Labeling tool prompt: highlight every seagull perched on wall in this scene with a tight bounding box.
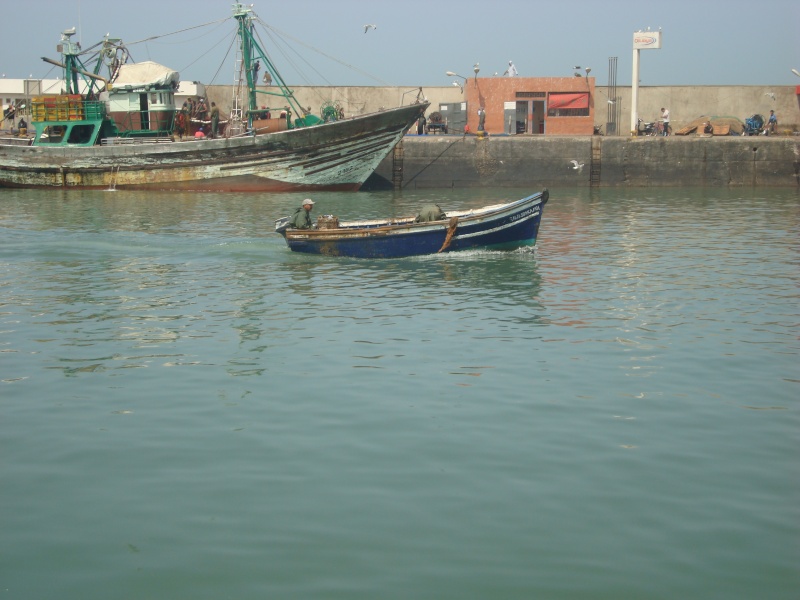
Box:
[364,24,377,33]
[569,160,585,172]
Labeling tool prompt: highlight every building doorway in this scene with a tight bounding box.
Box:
[532,100,544,134]
[515,101,527,134]
[506,100,546,134]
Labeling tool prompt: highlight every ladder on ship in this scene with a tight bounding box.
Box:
[392,141,404,190]
[590,137,602,186]
[229,41,246,136]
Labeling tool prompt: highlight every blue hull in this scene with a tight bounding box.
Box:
[279,190,548,259]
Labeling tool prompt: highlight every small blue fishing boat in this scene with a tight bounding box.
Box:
[275,189,548,258]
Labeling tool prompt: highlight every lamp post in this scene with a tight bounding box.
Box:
[446,71,467,93]
[473,63,480,81]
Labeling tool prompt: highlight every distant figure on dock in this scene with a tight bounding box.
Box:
[417,113,427,135]
[477,107,486,131]
[767,110,777,134]
[504,61,518,77]
[660,107,670,136]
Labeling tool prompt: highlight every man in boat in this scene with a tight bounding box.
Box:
[175,108,186,139]
[196,98,208,121]
[289,199,315,229]
[414,204,446,222]
[3,103,15,129]
[210,102,220,138]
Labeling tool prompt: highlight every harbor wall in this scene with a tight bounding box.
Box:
[206,84,800,135]
[367,136,800,189]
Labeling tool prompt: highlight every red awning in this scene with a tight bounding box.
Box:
[548,93,589,109]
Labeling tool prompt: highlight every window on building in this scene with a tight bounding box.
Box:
[547,92,589,117]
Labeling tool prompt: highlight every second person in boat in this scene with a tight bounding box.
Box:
[414,204,446,222]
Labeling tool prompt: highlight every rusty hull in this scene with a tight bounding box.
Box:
[0,103,428,191]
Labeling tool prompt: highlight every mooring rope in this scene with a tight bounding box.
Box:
[438,216,459,253]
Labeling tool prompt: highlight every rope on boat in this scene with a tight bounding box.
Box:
[125,18,229,46]
[438,217,459,253]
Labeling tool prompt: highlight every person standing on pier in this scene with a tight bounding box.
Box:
[767,110,777,134]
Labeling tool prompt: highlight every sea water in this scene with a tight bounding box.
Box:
[1,186,797,599]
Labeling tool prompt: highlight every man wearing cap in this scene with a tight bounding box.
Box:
[289,198,315,229]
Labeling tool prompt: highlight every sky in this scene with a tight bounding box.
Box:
[4,0,799,89]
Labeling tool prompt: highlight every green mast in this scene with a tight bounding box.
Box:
[231,2,318,129]
[53,28,106,98]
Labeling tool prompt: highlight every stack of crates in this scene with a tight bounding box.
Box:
[30,95,85,122]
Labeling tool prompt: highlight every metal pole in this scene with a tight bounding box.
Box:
[631,46,639,135]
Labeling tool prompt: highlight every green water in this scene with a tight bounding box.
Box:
[1,187,798,599]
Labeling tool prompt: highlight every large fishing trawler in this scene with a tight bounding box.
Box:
[0,3,428,191]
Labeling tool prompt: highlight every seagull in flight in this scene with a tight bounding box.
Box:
[764,92,775,100]
[569,160,585,172]
[364,24,377,33]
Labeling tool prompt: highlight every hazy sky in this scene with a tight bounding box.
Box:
[5,0,799,88]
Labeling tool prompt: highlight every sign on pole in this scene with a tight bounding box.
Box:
[631,30,663,135]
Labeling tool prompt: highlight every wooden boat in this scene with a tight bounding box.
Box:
[275,190,549,258]
[0,3,427,191]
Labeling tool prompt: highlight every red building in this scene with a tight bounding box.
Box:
[463,76,595,135]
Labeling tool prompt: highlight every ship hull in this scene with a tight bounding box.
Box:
[0,103,426,191]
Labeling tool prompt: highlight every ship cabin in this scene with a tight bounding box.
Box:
[30,61,179,147]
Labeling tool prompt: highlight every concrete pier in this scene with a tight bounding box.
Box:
[369,135,800,189]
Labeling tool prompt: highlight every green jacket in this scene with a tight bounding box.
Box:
[290,207,313,229]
